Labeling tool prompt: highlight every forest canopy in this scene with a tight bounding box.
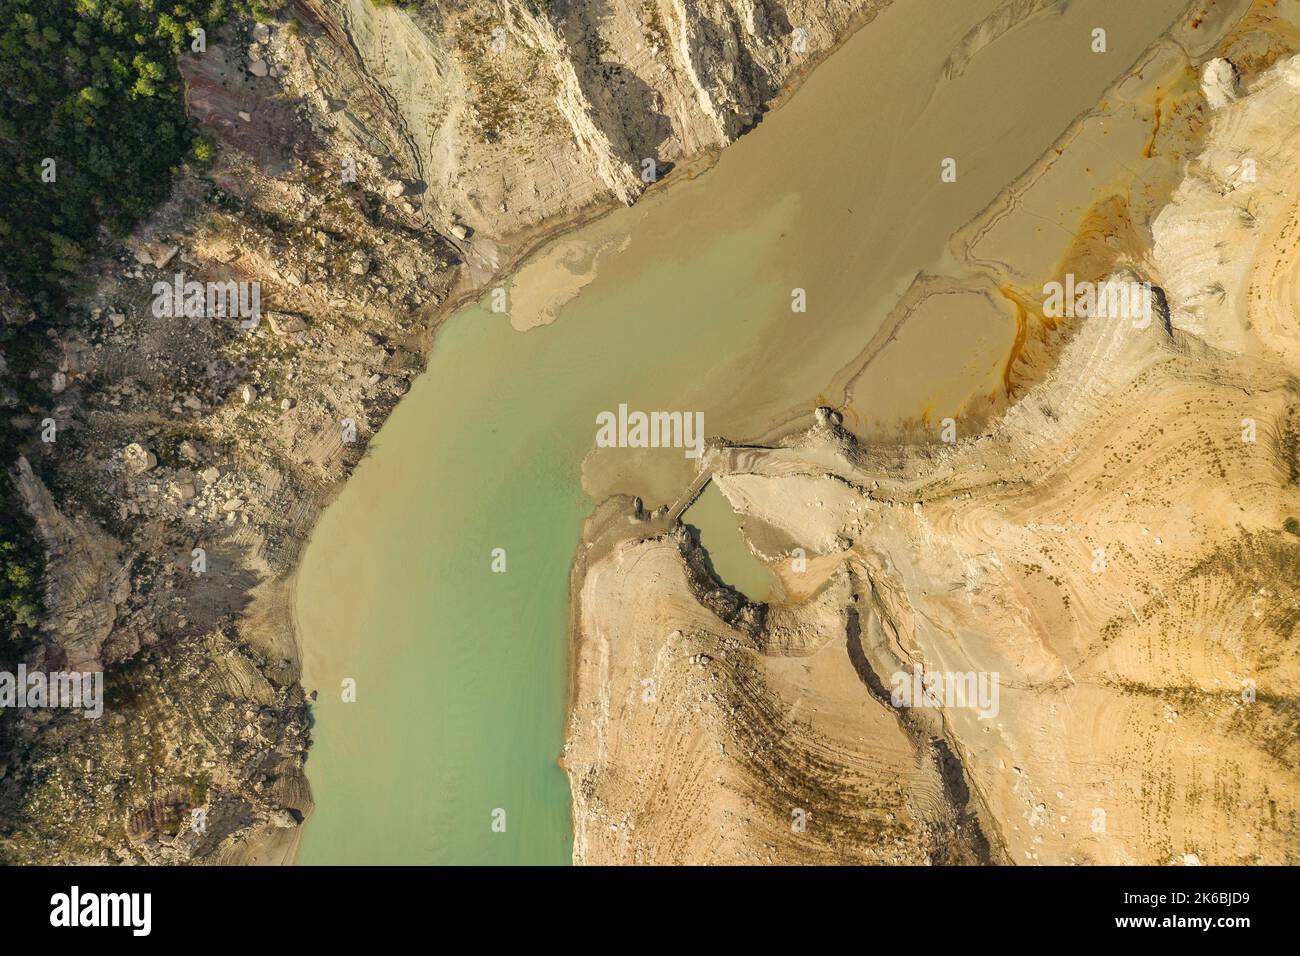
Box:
[0,0,286,648]
[0,0,272,313]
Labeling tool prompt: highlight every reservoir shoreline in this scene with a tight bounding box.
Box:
[292,0,1246,864]
[287,1,898,860]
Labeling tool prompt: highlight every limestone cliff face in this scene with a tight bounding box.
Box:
[300,0,885,241]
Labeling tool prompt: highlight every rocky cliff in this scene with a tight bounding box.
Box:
[302,0,886,243]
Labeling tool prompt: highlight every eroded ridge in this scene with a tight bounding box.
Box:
[565,45,1300,867]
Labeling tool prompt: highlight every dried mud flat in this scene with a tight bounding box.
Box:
[564,4,1300,865]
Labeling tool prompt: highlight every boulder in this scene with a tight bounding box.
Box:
[122,443,157,474]
[266,312,307,335]
[1200,58,1239,110]
[167,478,197,502]
[814,406,843,428]
[268,808,298,828]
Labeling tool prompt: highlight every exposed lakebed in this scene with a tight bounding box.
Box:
[295,0,1197,863]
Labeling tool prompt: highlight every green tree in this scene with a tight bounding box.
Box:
[0,0,257,309]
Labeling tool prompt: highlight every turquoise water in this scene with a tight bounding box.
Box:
[295,217,802,862]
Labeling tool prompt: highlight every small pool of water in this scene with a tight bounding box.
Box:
[684,482,775,602]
